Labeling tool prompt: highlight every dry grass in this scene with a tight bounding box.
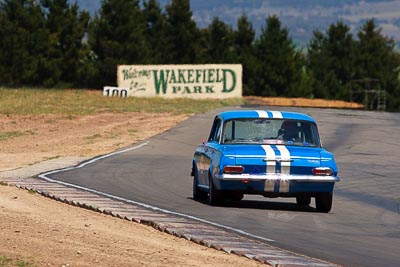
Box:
[0,88,244,115]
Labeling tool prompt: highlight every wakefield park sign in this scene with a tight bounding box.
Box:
[104,64,242,99]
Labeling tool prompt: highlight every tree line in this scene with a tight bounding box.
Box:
[1,0,399,111]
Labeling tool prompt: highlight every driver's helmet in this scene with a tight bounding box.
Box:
[280,120,298,139]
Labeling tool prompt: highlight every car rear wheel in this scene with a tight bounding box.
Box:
[315,192,333,213]
[296,195,311,206]
[208,175,223,206]
[229,192,244,202]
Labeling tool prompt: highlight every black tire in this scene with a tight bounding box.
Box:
[296,195,311,206]
[315,192,333,213]
[228,192,244,202]
[208,175,224,206]
[193,172,207,200]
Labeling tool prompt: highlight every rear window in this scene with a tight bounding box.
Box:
[222,118,320,147]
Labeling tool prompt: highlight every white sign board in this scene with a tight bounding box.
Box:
[103,86,129,97]
[116,64,242,99]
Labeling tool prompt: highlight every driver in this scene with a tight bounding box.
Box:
[279,120,299,142]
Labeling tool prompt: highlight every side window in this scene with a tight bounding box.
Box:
[311,123,321,147]
[215,120,223,143]
[208,117,222,142]
[223,120,233,143]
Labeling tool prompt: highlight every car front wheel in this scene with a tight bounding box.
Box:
[315,192,333,213]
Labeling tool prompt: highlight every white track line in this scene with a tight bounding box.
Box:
[38,141,275,243]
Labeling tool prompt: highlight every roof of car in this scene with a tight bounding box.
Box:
[218,110,316,123]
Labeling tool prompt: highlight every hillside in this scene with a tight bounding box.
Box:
[72,0,400,47]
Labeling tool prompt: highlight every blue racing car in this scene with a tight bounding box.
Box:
[191,110,340,212]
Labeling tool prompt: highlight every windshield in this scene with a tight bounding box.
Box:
[222,118,320,147]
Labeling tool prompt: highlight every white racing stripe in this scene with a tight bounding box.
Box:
[276,145,291,174]
[262,145,276,192]
[261,144,292,193]
[262,145,276,174]
[276,145,291,192]
[256,110,269,118]
[271,111,283,118]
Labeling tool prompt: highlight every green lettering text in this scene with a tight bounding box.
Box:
[178,69,186,83]
[153,70,169,94]
[193,86,202,93]
[206,86,214,93]
[222,69,236,93]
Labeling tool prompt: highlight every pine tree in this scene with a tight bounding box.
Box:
[254,15,302,97]
[355,19,400,111]
[89,0,148,87]
[326,21,356,99]
[164,0,200,64]
[307,30,330,98]
[201,17,235,63]
[234,15,256,95]
[143,0,168,64]
[0,2,14,84]
[307,21,356,100]
[0,0,50,86]
[41,0,90,87]
[356,19,394,80]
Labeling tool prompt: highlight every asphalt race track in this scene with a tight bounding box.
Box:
[49,106,400,267]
